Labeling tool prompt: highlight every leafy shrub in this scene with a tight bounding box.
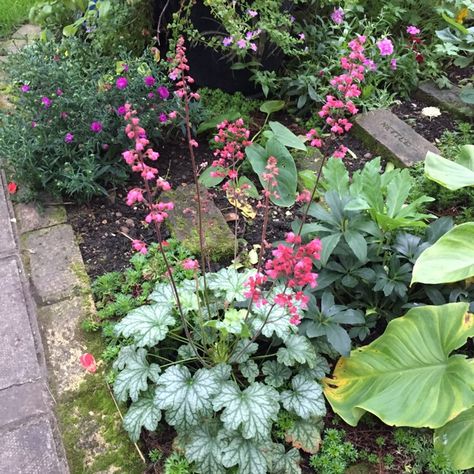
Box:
[0,38,189,199]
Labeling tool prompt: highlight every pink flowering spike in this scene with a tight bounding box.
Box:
[182,258,199,270]
[80,353,97,373]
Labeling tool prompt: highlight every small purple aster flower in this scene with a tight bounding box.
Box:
[147,92,155,99]
[237,39,247,49]
[330,7,345,25]
[247,9,258,17]
[298,33,305,40]
[390,58,397,70]
[377,38,394,56]
[20,84,30,93]
[157,86,170,100]
[31,121,37,128]
[159,113,167,123]
[116,77,128,90]
[289,15,295,23]
[122,63,129,72]
[250,43,257,52]
[117,105,126,115]
[102,144,109,150]
[56,88,63,96]
[90,121,103,133]
[406,25,420,35]
[41,96,52,109]
[64,133,74,143]
[222,36,233,46]
[144,76,156,87]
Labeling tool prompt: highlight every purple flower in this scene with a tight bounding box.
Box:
[159,113,167,123]
[116,77,128,90]
[250,42,257,52]
[222,36,233,46]
[330,7,345,25]
[60,112,68,119]
[41,96,52,109]
[64,133,74,143]
[147,92,155,99]
[363,59,377,71]
[31,121,37,128]
[56,88,63,96]
[247,9,258,17]
[157,86,170,100]
[122,63,129,72]
[20,84,30,93]
[390,58,397,70]
[144,76,156,87]
[298,33,305,40]
[377,38,394,56]
[289,15,295,23]
[117,105,126,115]
[237,39,247,49]
[102,143,109,150]
[406,25,420,35]
[90,121,103,133]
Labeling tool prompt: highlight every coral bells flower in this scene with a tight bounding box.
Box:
[116,76,128,89]
[7,182,17,194]
[132,240,148,254]
[306,129,322,148]
[144,75,156,87]
[145,202,174,224]
[333,144,348,159]
[182,258,199,270]
[90,121,103,133]
[377,38,394,56]
[244,273,268,305]
[126,188,145,206]
[64,132,74,143]
[80,353,97,373]
[296,190,312,203]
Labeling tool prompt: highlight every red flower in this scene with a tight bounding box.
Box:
[415,53,424,64]
[80,353,97,373]
[7,182,17,194]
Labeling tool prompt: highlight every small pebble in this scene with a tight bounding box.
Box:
[120,226,129,234]
[125,218,134,227]
[102,219,107,224]
[116,211,123,217]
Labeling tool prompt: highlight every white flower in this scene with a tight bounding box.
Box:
[421,106,442,118]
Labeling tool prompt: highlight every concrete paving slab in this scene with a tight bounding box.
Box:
[15,203,67,234]
[0,382,47,427]
[25,224,89,305]
[0,416,67,473]
[354,109,440,167]
[0,179,15,255]
[12,24,41,40]
[0,256,40,390]
[0,38,28,54]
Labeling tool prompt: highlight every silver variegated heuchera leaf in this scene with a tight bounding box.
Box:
[239,360,259,383]
[222,435,267,474]
[148,282,176,309]
[264,443,301,474]
[262,361,292,388]
[280,375,326,419]
[113,348,161,402]
[155,365,220,430]
[114,304,175,347]
[213,382,280,440]
[229,340,258,364]
[277,334,317,368]
[208,267,256,302]
[123,391,161,442]
[285,417,323,454]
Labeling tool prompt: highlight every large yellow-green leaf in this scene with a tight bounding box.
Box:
[411,223,474,284]
[323,303,474,428]
[434,406,474,470]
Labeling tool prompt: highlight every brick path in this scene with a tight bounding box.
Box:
[0,173,68,472]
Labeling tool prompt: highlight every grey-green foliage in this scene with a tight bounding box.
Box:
[112,266,329,473]
[298,158,474,351]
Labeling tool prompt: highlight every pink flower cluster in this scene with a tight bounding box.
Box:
[121,104,173,254]
[169,37,200,101]
[319,35,367,135]
[244,232,322,325]
[262,156,280,199]
[211,119,251,181]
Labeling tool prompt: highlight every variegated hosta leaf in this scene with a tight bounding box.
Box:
[113,348,161,402]
[280,375,326,418]
[285,417,323,454]
[123,391,161,442]
[239,360,259,383]
[298,355,330,381]
[148,282,176,308]
[262,361,292,388]
[208,267,256,302]
[222,434,267,474]
[264,443,301,474]
[114,304,175,347]
[277,335,317,368]
[213,382,280,440]
[229,340,259,364]
[185,422,226,474]
[156,365,220,430]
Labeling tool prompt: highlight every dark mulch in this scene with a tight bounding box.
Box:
[447,64,474,84]
[391,97,458,144]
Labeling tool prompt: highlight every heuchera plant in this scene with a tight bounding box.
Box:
[110,34,374,472]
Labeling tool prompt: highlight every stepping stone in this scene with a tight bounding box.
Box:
[12,24,41,41]
[415,81,474,120]
[0,257,41,390]
[353,109,440,167]
[164,184,234,262]
[24,224,89,305]
[15,202,67,234]
[295,149,324,192]
[0,38,28,54]
[0,382,47,426]
[0,177,16,255]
